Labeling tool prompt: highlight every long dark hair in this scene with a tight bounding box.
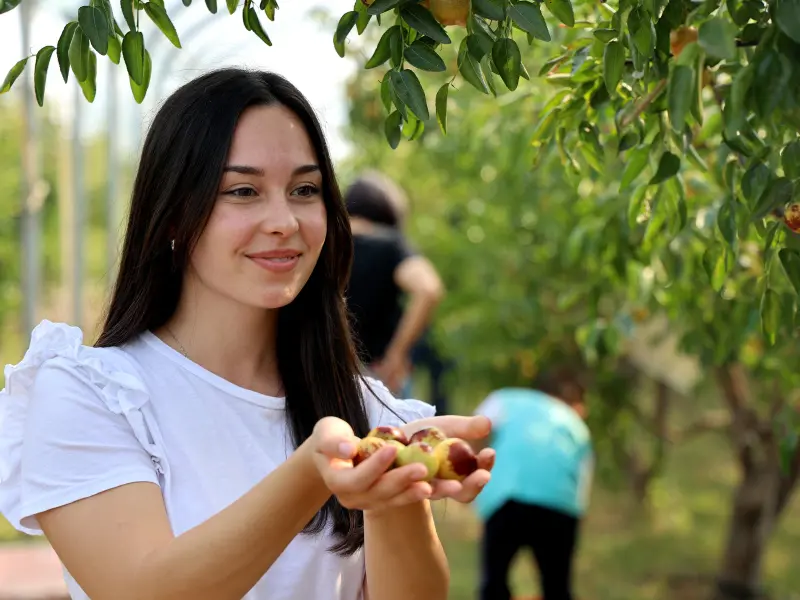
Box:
[96,68,374,555]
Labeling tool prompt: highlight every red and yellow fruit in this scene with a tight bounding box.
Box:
[427,0,469,26]
[433,438,479,481]
[367,425,410,446]
[396,442,439,482]
[409,426,447,447]
[670,26,698,58]
[784,204,800,233]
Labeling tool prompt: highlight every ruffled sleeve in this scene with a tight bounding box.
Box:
[360,377,436,429]
[0,320,164,535]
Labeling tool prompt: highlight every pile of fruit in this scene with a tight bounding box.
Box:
[354,425,478,482]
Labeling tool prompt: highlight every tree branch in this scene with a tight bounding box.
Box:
[671,411,731,444]
[776,443,800,516]
[621,79,667,128]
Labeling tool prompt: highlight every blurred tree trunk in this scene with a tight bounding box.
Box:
[714,364,800,600]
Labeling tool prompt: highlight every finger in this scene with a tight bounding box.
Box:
[477,448,496,472]
[450,469,492,503]
[429,479,462,501]
[366,462,432,500]
[363,482,433,512]
[403,415,492,441]
[314,417,359,460]
[331,445,399,493]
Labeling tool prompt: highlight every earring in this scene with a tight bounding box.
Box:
[170,239,175,251]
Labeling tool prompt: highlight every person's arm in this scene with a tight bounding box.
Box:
[39,440,332,600]
[387,255,445,361]
[360,415,497,600]
[362,502,449,600]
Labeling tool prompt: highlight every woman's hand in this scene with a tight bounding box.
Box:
[310,415,495,512]
[311,417,434,512]
[402,415,495,503]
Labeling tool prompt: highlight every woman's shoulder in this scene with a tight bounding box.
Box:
[2,319,149,414]
[359,376,436,429]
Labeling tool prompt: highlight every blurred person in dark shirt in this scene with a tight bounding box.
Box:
[344,172,444,396]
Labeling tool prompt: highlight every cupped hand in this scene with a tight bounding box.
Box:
[311,417,434,512]
[401,415,495,504]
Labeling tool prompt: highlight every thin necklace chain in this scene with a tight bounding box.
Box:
[164,325,189,358]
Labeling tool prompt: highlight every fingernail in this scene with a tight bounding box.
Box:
[339,442,355,457]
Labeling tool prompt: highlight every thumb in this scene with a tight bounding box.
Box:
[313,416,360,459]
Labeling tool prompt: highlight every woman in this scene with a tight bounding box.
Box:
[0,69,494,600]
[344,172,444,395]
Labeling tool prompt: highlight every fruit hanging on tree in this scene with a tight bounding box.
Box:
[425,0,469,26]
[670,26,698,57]
[784,204,800,233]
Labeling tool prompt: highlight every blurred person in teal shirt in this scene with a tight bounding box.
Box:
[472,365,594,600]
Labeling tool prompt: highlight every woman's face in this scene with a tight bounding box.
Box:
[188,104,327,309]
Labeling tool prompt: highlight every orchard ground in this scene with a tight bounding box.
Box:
[1,373,798,600]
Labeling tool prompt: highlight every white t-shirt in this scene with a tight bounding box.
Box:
[0,320,435,600]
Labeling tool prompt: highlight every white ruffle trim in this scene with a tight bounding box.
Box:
[0,320,165,535]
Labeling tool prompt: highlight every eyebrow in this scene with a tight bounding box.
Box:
[223,164,320,176]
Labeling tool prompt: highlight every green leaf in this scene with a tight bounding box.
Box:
[703,242,732,291]
[544,0,574,27]
[668,64,694,132]
[0,57,29,94]
[618,132,639,152]
[69,28,91,83]
[205,0,218,13]
[717,198,737,248]
[649,152,680,185]
[435,82,448,134]
[698,18,737,60]
[78,51,98,102]
[226,0,238,14]
[107,34,122,64]
[782,141,800,180]
[779,248,800,295]
[492,38,522,91]
[389,69,429,121]
[761,288,781,345]
[509,2,550,42]
[33,46,55,107]
[621,146,650,189]
[389,27,404,68]
[122,31,145,86]
[0,0,21,14]
[752,177,793,220]
[78,5,110,55]
[384,110,402,149]
[121,0,137,31]
[405,40,446,71]
[472,0,504,20]
[380,75,392,113]
[467,30,494,60]
[627,184,648,228]
[355,0,371,34]
[458,36,490,94]
[723,64,754,139]
[741,163,771,208]
[594,28,618,43]
[144,2,182,48]
[365,25,399,69]
[333,11,358,56]
[56,22,78,83]
[776,0,800,44]
[401,4,451,44]
[183,0,193,5]
[247,5,272,46]
[753,50,792,120]
[628,7,654,57]
[603,40,624,94]
[368,0,403,16]
[129,48,152,104]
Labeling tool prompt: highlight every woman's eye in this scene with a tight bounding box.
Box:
[292,184,320,198]
[226,187,258,198]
